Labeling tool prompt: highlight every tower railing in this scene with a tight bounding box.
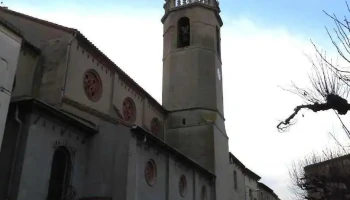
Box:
[164,0,219,11]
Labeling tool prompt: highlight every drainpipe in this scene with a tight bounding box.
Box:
[7,106,23,200]
[61,31,78,105]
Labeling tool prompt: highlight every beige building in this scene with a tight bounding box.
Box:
[244,168,261,200]
[229,153,247,200]
[0,1,279,200]
[229,153,280,200]
[257,182,279,200]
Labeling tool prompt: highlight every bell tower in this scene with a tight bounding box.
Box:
[162,0,230,199]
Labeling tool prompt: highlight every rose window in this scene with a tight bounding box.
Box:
[179,175,187,197]
[83,69,102,102]
[145,160,157,186]
[150,118,161,135]
[201,186,207,200]
[123,97,136,122]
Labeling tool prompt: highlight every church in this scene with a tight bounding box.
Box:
[0,1,280,200]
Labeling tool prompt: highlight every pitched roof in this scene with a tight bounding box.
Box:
[258,182,274,193]
[0,6,75,34]
[0,15,40,53]
[131,125,216,179]
[244,167,261,181]
[229,152,246,170]
[229,152,261,181]
[0,6,166,114]
[11,96,98,135]
[258,182,279,199]
[304,153,350,170]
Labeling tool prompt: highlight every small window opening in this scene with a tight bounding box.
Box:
[177,17,190,48]
[182,118,186,125]
[233,170,237,189]
[216,26,221,56]
[47,146,72,200]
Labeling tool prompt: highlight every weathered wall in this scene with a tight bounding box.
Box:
[126,135,215,200]
[0,111,20,200]
[11,44,40,97]
[81,120,131,200]
[63,39,165,138]
[0,23,21,149]
[162,5,229,200]
[36,37,71,105]
[162,6,223,115]
[64,39,113,115]
[245,176,259,200]
[16,112,89,200]
[229,163,245,200]
[0,8,72,48]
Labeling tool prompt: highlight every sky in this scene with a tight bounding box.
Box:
[4,0,350,199]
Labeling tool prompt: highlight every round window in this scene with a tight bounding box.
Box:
[179,175,187,197]
[122,97,136,123]
[83,69,102,102]
[145,160,157,186]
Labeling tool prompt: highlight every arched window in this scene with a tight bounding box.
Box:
[177,17,190,48]
[47,146,72,200]
[150,118,161,136]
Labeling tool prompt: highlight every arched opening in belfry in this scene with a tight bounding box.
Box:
[177,17,190,48]
[47,146,72,200]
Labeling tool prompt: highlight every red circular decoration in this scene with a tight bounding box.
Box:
[201,186,207,200]
[150,118,161,135]
[83,69,102,102]
[123,97,136,122]
[145,160,157,186]
[179,175,187,197]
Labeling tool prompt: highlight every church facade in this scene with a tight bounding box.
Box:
[0,1,280,200]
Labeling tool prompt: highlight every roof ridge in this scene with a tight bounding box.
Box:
[0,6,76,33]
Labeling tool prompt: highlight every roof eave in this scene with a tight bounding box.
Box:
[11,96,98,135]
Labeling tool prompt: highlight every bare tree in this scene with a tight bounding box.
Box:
[277,2,350,135]
[289,148,350,200]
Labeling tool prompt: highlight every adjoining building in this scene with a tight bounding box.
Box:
[304,154,350,200]
[258,182,280,200]
[229,153,280,200]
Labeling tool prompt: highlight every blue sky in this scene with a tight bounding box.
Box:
[8,0,347,40]
[4,0,350,199]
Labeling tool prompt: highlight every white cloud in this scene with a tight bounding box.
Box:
[8,4,349,200]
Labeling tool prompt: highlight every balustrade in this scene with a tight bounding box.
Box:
[164,0,219,11]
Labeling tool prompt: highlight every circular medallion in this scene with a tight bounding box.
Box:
[179,175,187,197]
[145,160,157,186]
[201,186,207,200]
[150,118,161,135]
[83,69,102,102]
[122,97,136,123]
